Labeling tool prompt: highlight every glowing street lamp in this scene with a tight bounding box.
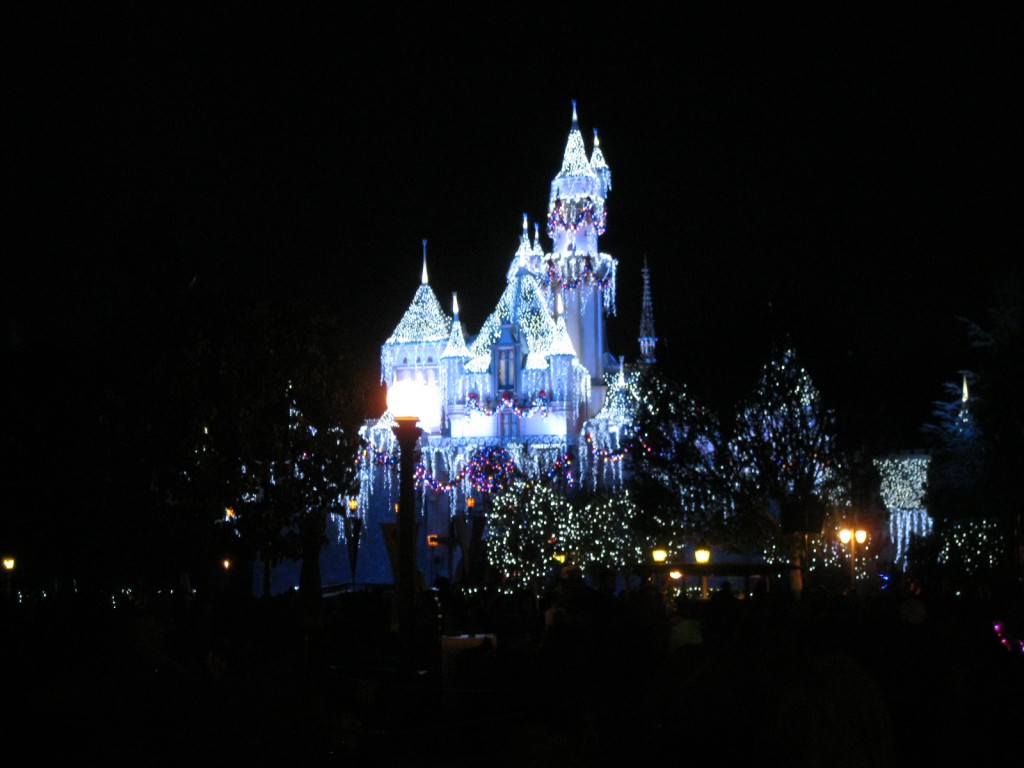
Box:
[838,528,867,592]
[3,557,13,597]
[387,379,429,669]
[694,547,711,599]
[652,548,668,564]
[344,496,363,590]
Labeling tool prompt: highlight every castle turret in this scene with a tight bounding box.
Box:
[440,292,473,409]
[381,240,449,433]
[543,101,617,394]
[639,257,657,365]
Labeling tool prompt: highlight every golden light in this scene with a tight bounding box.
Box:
[386,378,431,419]
[839,529,852,544]
[427,534,439,548]
[222,559,231,570]
[466,497,476,510]
[694,548,711,564]
[652,548,668,563]
[348,497,358,513]
[2,557,14,571]
[552,552,567,564]
[224,507,236,520]
[855,530,867,544]
[668,570,683,580]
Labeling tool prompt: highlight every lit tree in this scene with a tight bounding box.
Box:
[173,297,364,618]
[728,348,846,589]
[621,368,730,553]
[934,276,1024,581]
[488,479,574,592]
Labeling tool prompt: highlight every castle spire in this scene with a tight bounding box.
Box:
[590,128,611,197]
[421,239,429,284]
[639,256,657,364]
[556,99,595,179]
[441,291,472,361]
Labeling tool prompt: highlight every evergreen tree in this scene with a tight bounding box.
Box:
[958,275,1024,580]
[728,348,847,586]
[923,372,986,521]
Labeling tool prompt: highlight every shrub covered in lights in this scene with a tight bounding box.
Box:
[487,480,650,590]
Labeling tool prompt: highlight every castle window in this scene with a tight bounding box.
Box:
[500,411,518,441]
[497,348,515,390]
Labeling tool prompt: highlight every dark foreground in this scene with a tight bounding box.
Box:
[4,581,1023,767]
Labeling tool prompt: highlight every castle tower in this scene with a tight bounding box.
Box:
[380,240,449,434]
[544,101,616,391]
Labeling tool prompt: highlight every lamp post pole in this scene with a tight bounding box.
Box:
[839,528,866,594]
[393,416,422,669]
[2,557,13,597]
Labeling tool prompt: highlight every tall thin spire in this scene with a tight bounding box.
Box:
[421,239,429,284]
[639,256,657,364]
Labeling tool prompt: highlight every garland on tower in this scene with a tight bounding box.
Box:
[547,196,607,237]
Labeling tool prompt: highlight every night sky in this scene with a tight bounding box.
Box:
[6,4,1020,461]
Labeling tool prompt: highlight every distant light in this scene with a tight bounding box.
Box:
[2,557,14,571]
[348,497,358,513]
[652,548,668,563]
[222,559,231,570]
[855,530,867,544]
[669,570,682,580]
[694,548,711,564]
[839,529,852,544]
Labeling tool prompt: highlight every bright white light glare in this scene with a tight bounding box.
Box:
[387,379,433,419]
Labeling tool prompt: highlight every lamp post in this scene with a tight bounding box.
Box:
[3,557,13,597]
[387,379,426,670]
[344,496,363,590]
[838,528,866,593]
[694,547,711,599]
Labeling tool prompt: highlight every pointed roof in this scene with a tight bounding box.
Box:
[590,128,608,171]
[507,213,534,282]
[532,222,544,258]
[466,272,558,372]
[385,245,449,344]
[548,315,578,357]
[590,128,612,195]
[441,292,473,360]
[553,100,599,187]
[598,361,634,423]
[560,101,591,175]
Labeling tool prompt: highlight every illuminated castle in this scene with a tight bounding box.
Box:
[342,102,650,586]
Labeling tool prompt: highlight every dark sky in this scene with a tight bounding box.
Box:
[6,3,1021,454]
